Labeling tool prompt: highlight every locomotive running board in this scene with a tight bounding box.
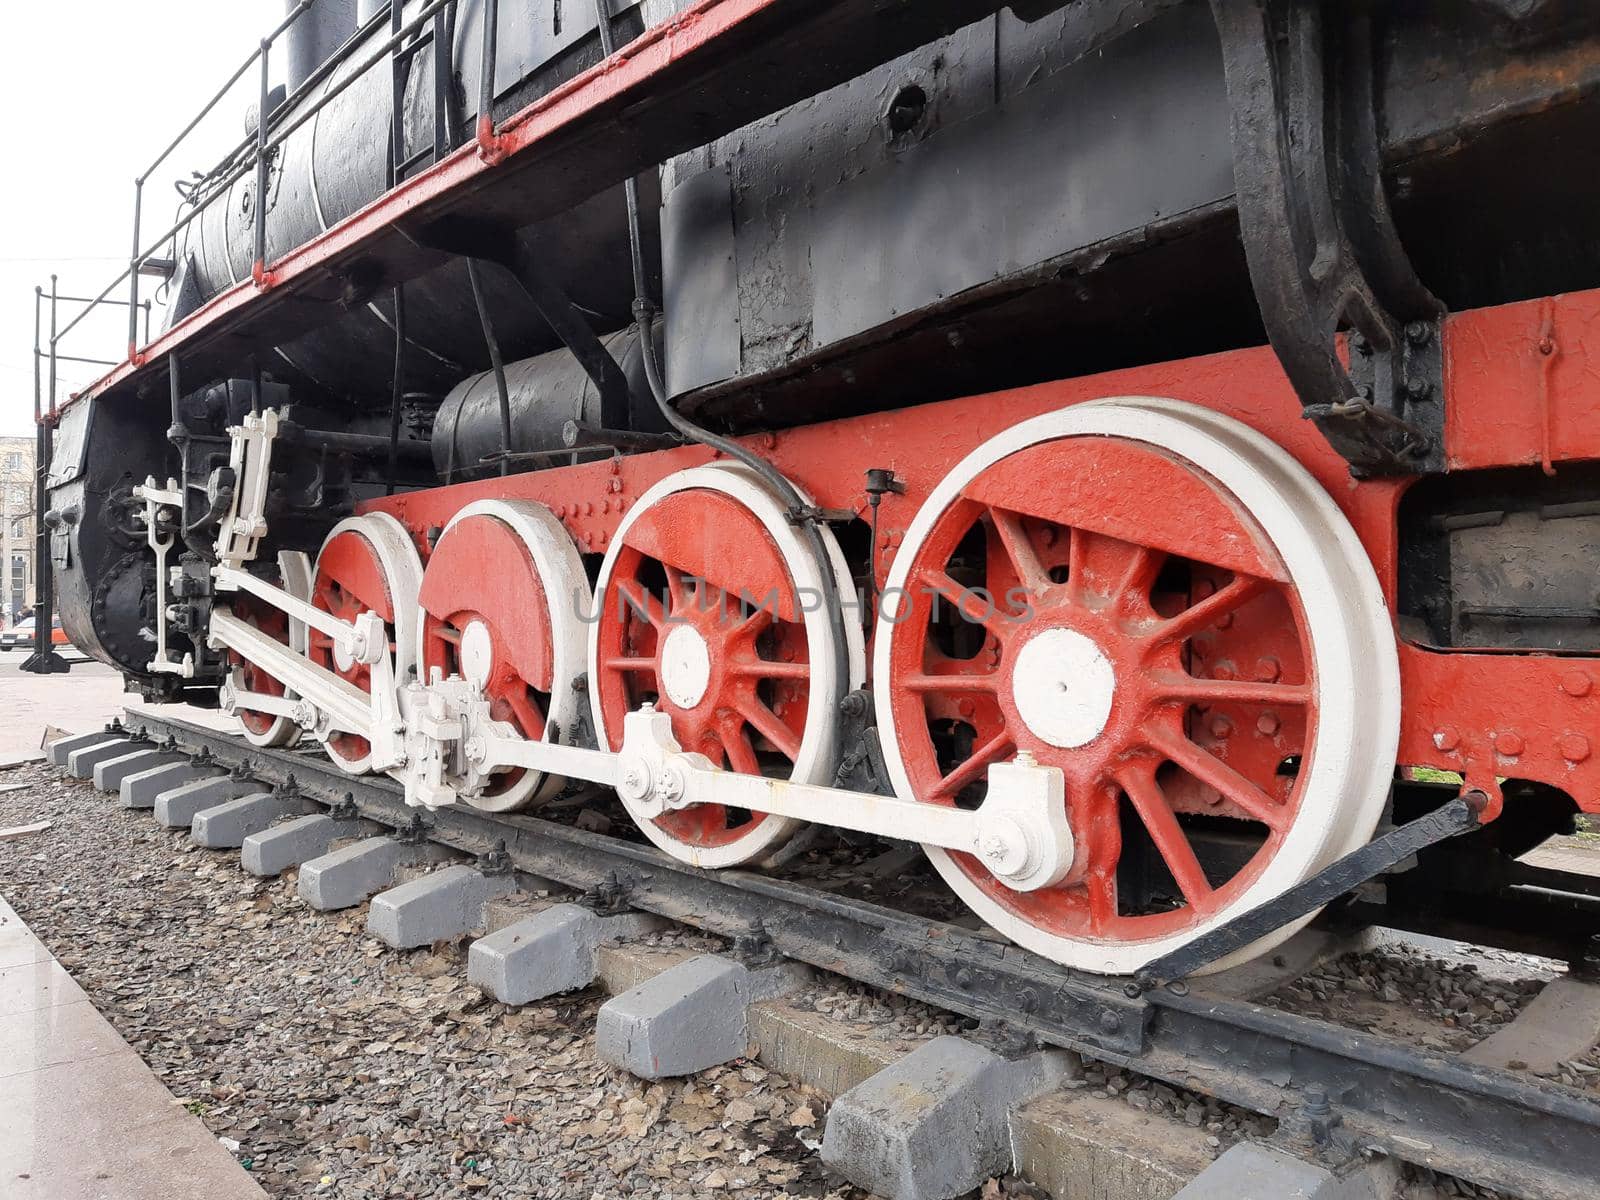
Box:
[120,708,1600,1200]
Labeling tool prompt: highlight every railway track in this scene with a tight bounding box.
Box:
[41,710,1600,1200]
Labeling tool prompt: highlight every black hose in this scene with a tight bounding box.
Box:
[593,2,856,749]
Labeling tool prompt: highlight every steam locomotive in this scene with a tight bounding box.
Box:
[40,0,1600,975]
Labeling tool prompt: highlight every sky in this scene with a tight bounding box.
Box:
[0,1,284,436]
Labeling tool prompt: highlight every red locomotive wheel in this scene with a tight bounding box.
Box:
[876,400,1399,974]
[416,500,590,811]
[227,586,301,749]
[306,514,422,775]
[590,465,863,868]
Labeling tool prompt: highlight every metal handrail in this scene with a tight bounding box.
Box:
[90,1,496,363]
[49,0,497,401]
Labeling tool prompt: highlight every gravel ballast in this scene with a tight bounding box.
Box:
[0,763,864,1199]
[0,758,1563,1200]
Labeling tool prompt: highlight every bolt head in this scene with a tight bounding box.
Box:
[1494,731,1524,757]
[1562,672,1593,698]
[1560,733,1592,764]
[1433,726,1461,753]
[1256,713,1280,737]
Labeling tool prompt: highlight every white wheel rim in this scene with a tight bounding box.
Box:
[874,398,1399,975]
[421,498,591,812]
[229,555,310,750]
[312,512,423,776]
[589,463,865,868]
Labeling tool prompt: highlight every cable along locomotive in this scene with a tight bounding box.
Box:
[42,0,1600,977]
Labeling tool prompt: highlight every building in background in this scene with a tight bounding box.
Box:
[0,437,34,627]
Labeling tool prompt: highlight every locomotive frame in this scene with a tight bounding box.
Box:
[28,0,1600,997]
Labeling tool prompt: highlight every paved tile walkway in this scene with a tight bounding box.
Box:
[0,895,267,1200]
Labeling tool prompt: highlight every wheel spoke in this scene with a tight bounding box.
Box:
[988,508,1050,593]
[728,655,810,680]
[604,655,658,675]
[721,726,763,776]
[663,566,694,616]
[1116,543,1166,600]
[931,728,1013,800]
[903,672,999,693]
[1151,673,1311,707]
[737,697,802,761]
[617,577,668,628]
[1154,575,1268,645]
[504,687,546,739]
[1144,726,1288,830]
[916,567,1009,640]
[1065,527,1090,604]
[734,605,775,637]
[1119,767,1216,912]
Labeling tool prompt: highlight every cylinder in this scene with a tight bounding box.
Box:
[431,325,660,478]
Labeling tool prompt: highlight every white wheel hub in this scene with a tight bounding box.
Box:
[659,624,712,709]
[1011,628,1116,749]
[459,619,494,690]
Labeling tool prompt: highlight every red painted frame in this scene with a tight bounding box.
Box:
[364,287,1600,817]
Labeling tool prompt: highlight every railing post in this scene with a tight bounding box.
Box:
[32,287,42,428]
[432,2,451,159]
[390,0,405,187]
[252,38,272,285]
[47,275,58,420]
[22,277,68,674]
[476,0,499,156]
[129,178,144,359]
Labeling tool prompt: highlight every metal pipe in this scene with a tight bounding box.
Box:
[386,285,406,494]
[92,0,449,336]
[52,267,131,345]
[32,288,41,424]
[476,0,499,152]
[253,40,272,281]
[561,421,681,454]
[176,0,395,218]
[388,0,405,187]
[50,354,122,368]
[141,0,313,184]
[47,276,58,419]
[48,293,147,307]
[128,179,143,356]
[168,353,185,441]
[262,0,455,160]
[431,2,452,159]
[281,421,434,461]
[465,260,512,477]
[24,279,64,671]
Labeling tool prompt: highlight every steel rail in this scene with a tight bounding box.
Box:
[118,707,1600,1200]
